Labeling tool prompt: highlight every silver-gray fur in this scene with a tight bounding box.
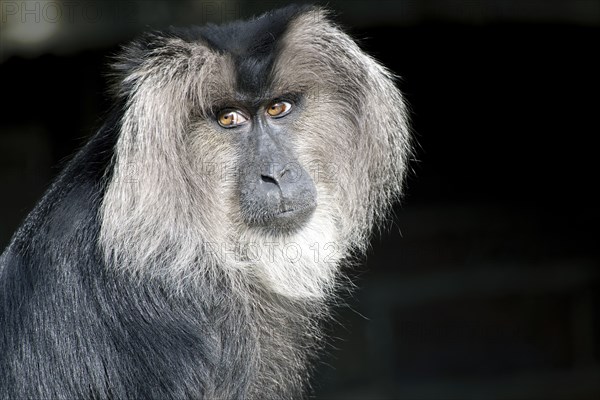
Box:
[101,7,410,298]
[0,6,410,399]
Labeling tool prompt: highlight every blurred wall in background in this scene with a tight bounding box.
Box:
[1,1,599,399]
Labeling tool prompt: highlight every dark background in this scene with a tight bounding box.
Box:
[1,1,599,399]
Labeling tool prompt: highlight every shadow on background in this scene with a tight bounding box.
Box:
[1,1,599,399]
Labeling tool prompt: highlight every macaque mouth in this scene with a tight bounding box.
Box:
[254,201,317,231]
[278,202,316,217]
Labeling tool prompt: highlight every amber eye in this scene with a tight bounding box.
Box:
[217,109,248,128]
[266,101,292,118]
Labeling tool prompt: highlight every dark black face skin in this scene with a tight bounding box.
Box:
[217,97,317,232]
[193,5,318,231]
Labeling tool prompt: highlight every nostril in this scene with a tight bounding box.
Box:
[261,175,278,185]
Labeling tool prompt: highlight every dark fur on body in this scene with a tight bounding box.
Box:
[1,5,410,399]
